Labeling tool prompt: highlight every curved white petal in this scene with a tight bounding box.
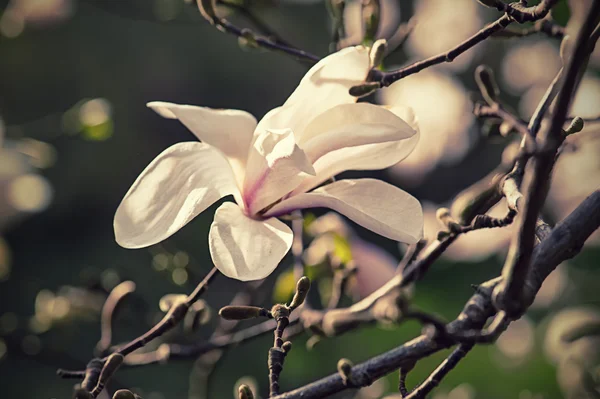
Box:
[256,46,371,140]
[114,142,240,249]
[264,179,423,243]
[209,202,293,281]
[299,103,416,163]
[243,128,315,215]
[147,102,257,184]
[292,105,420,195]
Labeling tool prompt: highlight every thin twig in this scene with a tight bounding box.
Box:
[396,240,427,275]
[217,0,293,47]
[369,15,513,87]
[196,0,320,63]
[492,18,565,39]
[59,267,219,397]
[96,281,136,356]
[403,344,473,399]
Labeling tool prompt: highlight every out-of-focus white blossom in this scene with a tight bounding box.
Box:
[502,39,561,95]
[495,316,535,366]
[0,117,54,231]
[407,0,482,72]
[0,0,74,38]
[378,71,474,185]
[115,46,424,281]
[544,306,600,398]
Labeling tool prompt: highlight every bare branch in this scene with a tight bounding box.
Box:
[496,1,600,317]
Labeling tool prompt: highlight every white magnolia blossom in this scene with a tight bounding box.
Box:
[114,46,424,281]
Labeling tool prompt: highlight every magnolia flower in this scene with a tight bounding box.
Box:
[114,46,423,281]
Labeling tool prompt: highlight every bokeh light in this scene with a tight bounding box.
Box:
[495,316,535,366]
[379,71,474,185]
[0,0,73,38]
[501,39,561,95]
[7,173,53,212]
[407,0,482,72]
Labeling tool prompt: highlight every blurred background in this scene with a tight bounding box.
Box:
[1,0,599,398]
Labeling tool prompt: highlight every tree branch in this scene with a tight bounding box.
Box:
[270,190,600,399]
[496,1,600,317]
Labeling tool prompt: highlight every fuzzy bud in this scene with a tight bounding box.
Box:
[436,208,462,234]
[282,341,293,353]
[475,65,500,105]
[337,358,353,384]
[565,117,585,135]
[369,39,387,68]
[290,276,311,309]
[238,29,259,50]
[159,294,187,312]
[219,306,270,320]
[349,82,381,98]
[238,384,254,399]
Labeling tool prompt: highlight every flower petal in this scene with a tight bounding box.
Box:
[264,178,423,243]
[292,105,420,195]
[209,202,293,281]
[256,46,371,139]
[114,142,240,249]
[243,128,315,215]
[298,103,416,163]
[147,102,257,184]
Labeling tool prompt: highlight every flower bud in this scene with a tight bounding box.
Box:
[218,305,269,320]
[499,121,513,137]
[159,294,187,312]
[270,303,290,320]
[238,29,259,50]
[436,208,461,234]
[565,117,584,135]
[369,39,387,68]
[238,384,254,399]
[337,358,353,384]
[475,65,499,105]
[290,276,311,309]
[349,82,381,98]
[282,341,293,353]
